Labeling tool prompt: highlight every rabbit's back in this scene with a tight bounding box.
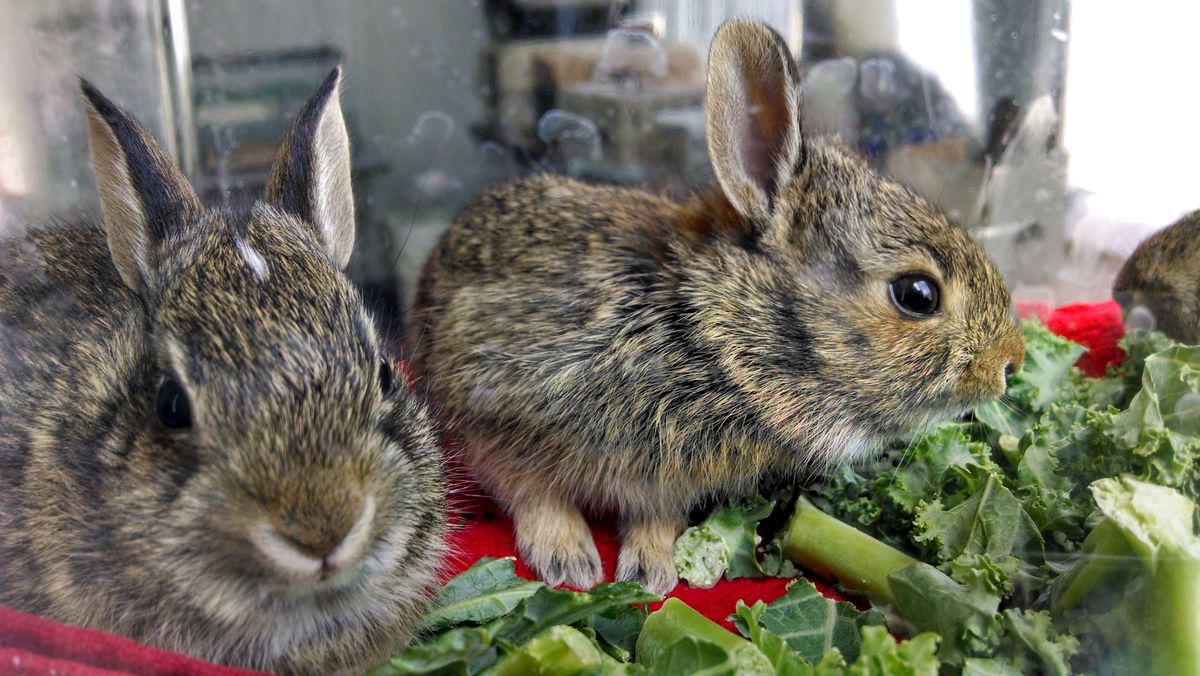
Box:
[411,175,672,378]
[409,175,776,509]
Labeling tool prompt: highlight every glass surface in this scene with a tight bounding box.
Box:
[0,1,173,224]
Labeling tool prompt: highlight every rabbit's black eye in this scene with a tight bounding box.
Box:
[156,378,192,429]
[379,358,395,396]
[889,273,941,318]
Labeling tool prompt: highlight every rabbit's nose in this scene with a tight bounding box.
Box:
[253,495,376,578]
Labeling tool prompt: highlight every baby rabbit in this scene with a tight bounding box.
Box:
[1112,210,1200,344]
[408,19,1024,595]
[0,69,446,675]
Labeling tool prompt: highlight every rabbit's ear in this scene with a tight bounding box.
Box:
[706,20,802,224]
[265,67,355,270]
[82,80,202,296]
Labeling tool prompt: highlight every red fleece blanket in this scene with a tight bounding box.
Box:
[0,301,1126,675]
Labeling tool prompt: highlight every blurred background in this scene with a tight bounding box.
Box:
[0,0,1194,337]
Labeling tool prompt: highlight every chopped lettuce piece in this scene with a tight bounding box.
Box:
[673,524,730,588]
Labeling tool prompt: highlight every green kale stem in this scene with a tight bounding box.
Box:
[1050,518,1130,616]
[782,497,919,607]
[1151,553,1200,675]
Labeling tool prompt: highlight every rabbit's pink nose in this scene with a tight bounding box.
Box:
[253,496,376,579]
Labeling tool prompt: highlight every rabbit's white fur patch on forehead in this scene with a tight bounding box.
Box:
[234,238,270,281]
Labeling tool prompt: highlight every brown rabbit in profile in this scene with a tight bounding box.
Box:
[408,20,1023,595]
[1113,210,1200,344]
[0,69,446,675]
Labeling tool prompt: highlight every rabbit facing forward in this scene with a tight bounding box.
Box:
[409,20,1024,596]
[0,69,446,674]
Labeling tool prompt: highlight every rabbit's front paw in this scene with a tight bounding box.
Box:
[514,497,603,590]
[616,516,682,596]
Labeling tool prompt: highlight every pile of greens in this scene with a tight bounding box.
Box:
[370,557,940,675]
[373,322,1200,675]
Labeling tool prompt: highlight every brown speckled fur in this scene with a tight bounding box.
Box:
[408,20,1023,594]
[0,70,446,675]
[1113,210,1200,344]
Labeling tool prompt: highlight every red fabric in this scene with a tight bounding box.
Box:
[0,606,266,676]
[0,301,1128,674]
[1047,300,1126,377]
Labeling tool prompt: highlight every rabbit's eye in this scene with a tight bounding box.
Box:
[379,358,395,396]
[889,273,941,318]
[156,378,192,429]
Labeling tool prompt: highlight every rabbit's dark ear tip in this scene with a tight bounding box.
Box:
[321,66,342,91]
[78,78,117,118]
[79,78,100,103]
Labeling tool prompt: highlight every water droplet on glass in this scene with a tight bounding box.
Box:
[1051,28,1068,42]
[1127,305,1156,331]
[537,109,602,161]
[408,110,456,149]
[478,141,519,179]
[593,28,668,86]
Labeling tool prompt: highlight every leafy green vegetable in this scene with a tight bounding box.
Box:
[848,625,940,676]
[384,322,1200,676]
[995,609,1077,676]
[1053,477,1200,676]
[582,603,647,662]
[913,471,1042,571]
[673,524,729,588]
[635,598,773,675]
[731,600,814,675]
[423,558,544,632]
[493,582,657,646]
[733,598,941,676]
[674,495,775,586]
[779,322,1198,673]
[781,497,919,606]
[375,575,656,675]
[732,578,884,664]
[369,624,499,675]
[1008,320,1088,411]
[481,625,626,676]
[888,563,1003,665]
